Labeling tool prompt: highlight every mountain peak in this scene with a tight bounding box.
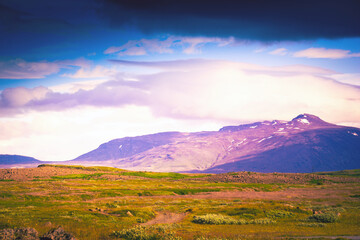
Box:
[220,114,332,133]
[291,113,329,126]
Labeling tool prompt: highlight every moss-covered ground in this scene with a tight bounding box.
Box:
[0,165,359,239]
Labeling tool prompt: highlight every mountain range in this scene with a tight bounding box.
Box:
[1,114,360,173]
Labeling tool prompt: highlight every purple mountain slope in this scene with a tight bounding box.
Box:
[204,127,360,173]
[1,114,359,173]
[66,114,360,173]
[72,132,183,162]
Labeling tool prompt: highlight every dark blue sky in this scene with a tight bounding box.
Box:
[1,0,360,60]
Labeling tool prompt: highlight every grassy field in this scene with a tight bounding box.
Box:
[0,165,359,240]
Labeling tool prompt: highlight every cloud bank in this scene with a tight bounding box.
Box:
[294,48,360,59]
[1,59,360,125]
[0,59,90,79]
[269,48,288,56]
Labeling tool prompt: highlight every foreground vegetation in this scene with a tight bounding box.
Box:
[0,165,359,239]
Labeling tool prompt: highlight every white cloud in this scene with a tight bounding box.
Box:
[0,86,49,107]
[330,73,360,86]
[0,59,60,79]
[118,47,148,56]
[104,36,234,56]
[181,36,234,54]
[269,48,288,56]
[254,47,267,53]
[49,79,110,93]
[293,47,360,59]
[0,58,91,79]
[62,65,117,79]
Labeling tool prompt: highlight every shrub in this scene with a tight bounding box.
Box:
[112,225,182,240]
[170,188,221,195]
[249,218,275,224]
[196,237,237,240]
[298,222,326,227]
[227,207,262,216]
[138,191,153,196]
[192,214,244,225]
[309,178,324,185]
[308,213,339,223]
[192,214,276,225]
[328,207,345,214]
[266,210,293,218]
[112,226,156,240]
[105,203,118,208]
[136,218,146,223]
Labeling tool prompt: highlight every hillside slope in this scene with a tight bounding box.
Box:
[67,114,360,173]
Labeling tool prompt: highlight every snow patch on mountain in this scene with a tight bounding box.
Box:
[299,118,310,124]
[348,131,358,136]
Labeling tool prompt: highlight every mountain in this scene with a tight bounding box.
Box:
[67,114,360,173]
[0,155,43,168]
[73,132,183,162]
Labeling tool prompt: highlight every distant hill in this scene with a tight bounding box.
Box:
[0,155,43,168]
[65,113,360,173]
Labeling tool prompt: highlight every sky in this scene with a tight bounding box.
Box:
[1,0,360,161]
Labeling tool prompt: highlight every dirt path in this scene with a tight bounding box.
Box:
[141,212,187,226]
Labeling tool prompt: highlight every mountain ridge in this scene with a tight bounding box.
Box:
[67,113,360,173]
[1,114,359,173]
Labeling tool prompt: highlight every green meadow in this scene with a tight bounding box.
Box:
[0,165,359,240]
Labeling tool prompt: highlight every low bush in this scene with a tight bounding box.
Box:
[105,203,119,208]
[51,173,104,180]
[192,214,244,225]
[227,207,262,216]
[192,214,275,225]
[170,188,221,195]
[112,225,182,240]
[308,212,339,223]
[138,191,153,196]
[298,222,326,227]
[308,178,324,185]
[196,237,239,240]
[120,171,189,179]
[249,218,275,224]
[266,210,293,218]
